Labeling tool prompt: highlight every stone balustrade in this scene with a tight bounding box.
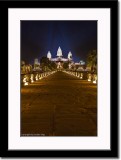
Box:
[63,70,97,84]
[21,71,56,86]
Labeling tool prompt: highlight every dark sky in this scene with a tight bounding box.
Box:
[21,21,97,64]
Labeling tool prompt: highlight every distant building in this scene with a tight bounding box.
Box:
[34,58,41,71]
[47,46,73,69]
[34,58,40,65]
[74,60,88,71]
[80,60,85,65]
[85,66,91,71]
[47,47,73,62]
[45,46,93,71]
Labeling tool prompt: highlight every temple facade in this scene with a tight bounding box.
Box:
[47,47,73,62]
[47,47,73,69]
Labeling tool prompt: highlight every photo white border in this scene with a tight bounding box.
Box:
[8,8,110,150]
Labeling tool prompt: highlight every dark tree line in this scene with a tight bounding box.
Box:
[87,50,97,72]
[40,57,57,71]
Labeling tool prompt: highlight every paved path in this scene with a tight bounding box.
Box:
[21,71,97,136]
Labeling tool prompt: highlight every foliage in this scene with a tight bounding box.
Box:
[87,50,97,71]
[49,61,57,70]
[63,62,69,69]
[40,57,50,65]
[40,56,56,71]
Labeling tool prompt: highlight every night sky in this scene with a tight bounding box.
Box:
[21,21,97,64]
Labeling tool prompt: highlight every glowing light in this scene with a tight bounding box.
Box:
[88,74,92,82]
[93,75,97,84]
[24,82,28,86]
[35,74,39,80]
[30,74,34,83]
[80,73,83,79]
[93,80,96,84]
[23,77,26,83]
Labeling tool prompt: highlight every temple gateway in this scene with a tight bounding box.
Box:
[47,46,73,69]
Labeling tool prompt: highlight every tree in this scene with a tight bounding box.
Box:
[50,61,57,70]
[63,62,69,69]
[40,56,57,71]
[87,50,97,72]
[40,57,50,71]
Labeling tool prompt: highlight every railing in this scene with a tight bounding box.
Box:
[21,70,97,86]
[21,71,56,86]
[63,71,97,84]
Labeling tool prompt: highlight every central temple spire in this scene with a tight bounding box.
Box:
[57,46,63,57]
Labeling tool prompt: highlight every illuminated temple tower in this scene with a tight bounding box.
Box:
[57,46,63,57]
[46,46,73,70]
[47,51,52,60]
[68,51,72,60]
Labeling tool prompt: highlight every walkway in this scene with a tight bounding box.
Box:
[21,71,97,136]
